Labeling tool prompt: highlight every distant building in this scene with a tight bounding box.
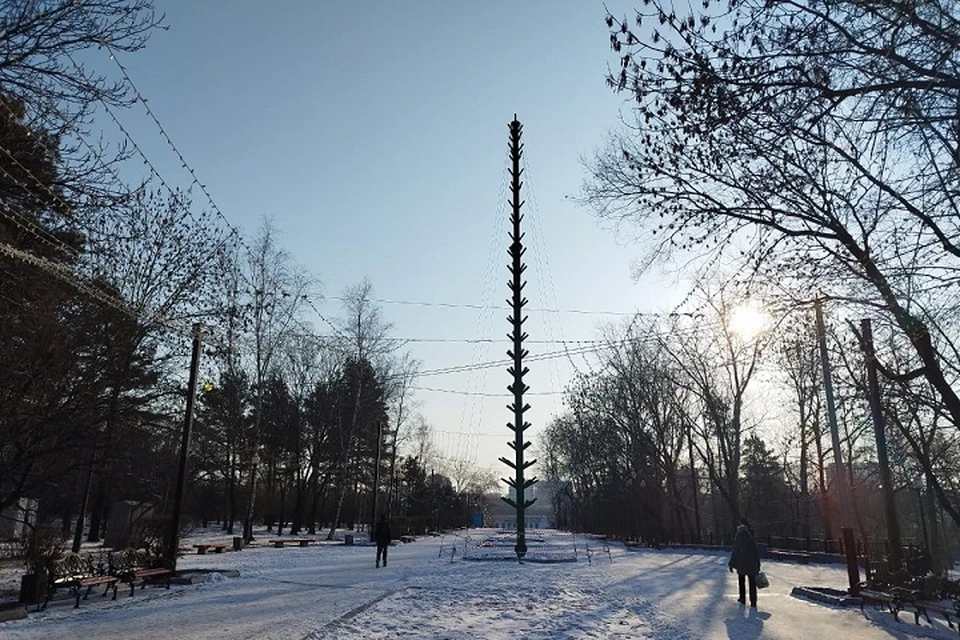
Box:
[489,482,556,529]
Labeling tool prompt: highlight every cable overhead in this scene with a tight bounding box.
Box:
[396,324,705,380]
[454,146,512,460]
[0,198,79,260]
[302,295,351,345]
[364,336,618,345]
[0,146,86,260]
[0,94,141,208]
[0,117,144,321]
[413,385,562,397]
[0,146,77,234]
[72,42,254,261]
[1,67,246,342]
[323,295,642,317]
[45,47,294,351]
[0,241,132,315]
[522,144,578,387]
[63,48,261,308]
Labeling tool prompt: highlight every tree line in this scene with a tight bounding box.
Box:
[544,0,960,568]
[0,0,492,552]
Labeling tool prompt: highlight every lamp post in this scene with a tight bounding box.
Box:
[168,323,203,571]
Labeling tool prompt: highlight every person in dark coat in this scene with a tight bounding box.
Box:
[374,514,392,568]
[728,524,761,607]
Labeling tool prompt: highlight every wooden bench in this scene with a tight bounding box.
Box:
[860,588,909,621]
[909,598,957,630]
[109,549,173,597]
[44,554,119,609]
[122,567,172,597]
[69,575,119,608]
[269,538,312,548]
[899,576,959,631]
[194,542,231,554]
[858,587,959,631]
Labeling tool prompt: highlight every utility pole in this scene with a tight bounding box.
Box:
[370,419,383,541]
[687,429,701,544]
[815,300,858,593]
[499,115,536,560]
[860,318,902,575]
[168,323,203,570]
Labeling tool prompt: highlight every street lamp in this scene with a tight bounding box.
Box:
[169,323,203,571]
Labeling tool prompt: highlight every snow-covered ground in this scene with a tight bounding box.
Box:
[1,528,957,639]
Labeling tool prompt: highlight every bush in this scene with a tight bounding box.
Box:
[20,529,67,574]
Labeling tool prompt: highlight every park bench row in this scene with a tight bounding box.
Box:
[44,549,172,609]
[192,534,415,553]
[192,538,317,552]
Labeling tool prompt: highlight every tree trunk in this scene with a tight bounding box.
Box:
[799,419,810,541]
[278,483,286,535]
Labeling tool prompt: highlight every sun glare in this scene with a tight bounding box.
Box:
[728,302,770,341]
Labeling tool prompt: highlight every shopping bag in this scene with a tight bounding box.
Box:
[756,571,769,589]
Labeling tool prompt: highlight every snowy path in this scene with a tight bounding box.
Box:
[1,531,956,639]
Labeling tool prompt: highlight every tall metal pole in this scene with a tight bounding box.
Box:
[860,318,902,574]
[815,300,859,592]
[168,323,203,570]
[371,419,383,541]
[687,429,702,544]
[499,115,536,559]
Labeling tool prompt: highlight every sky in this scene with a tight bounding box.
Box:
[87,0,689,476]
[4,527,956,639]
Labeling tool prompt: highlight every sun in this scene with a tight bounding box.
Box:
[728,302,770,341]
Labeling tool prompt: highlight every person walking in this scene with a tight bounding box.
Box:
[728,523,761,607]
[375,514,392,568]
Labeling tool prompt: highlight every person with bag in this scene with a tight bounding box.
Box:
[728,523,761,608]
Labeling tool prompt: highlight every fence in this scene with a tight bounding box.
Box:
[661,533,929,570]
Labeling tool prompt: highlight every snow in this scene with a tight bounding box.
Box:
[1,528,957,639]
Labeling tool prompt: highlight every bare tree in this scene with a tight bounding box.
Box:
[775,313,826,539]
[661,288,770,530]
[326,279,393,540]
[79,188,225,542]
[240,220,309,542]
[588,0,960,524]
[280,333,314,534]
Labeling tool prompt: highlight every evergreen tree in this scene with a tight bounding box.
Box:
[740,435,792,536]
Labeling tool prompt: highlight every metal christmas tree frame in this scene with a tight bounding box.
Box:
[499,115,537,559]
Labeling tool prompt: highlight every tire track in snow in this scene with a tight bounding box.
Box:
[299,587,403,639]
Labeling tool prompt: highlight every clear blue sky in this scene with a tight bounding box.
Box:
[97,0,684,475]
